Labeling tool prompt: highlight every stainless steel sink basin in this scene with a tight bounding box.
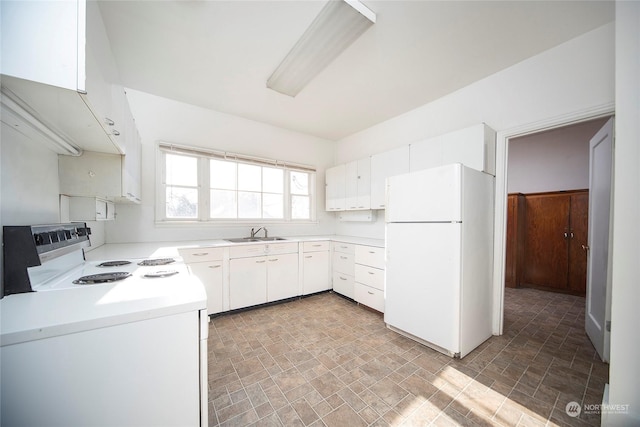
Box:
[225,237,287,243]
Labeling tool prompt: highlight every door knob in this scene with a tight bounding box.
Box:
[581,244,590,251]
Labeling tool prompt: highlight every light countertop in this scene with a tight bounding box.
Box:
[84,235,385,261]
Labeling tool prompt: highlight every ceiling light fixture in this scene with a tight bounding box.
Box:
[267,0,376,97]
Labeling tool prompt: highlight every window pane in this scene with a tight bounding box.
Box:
[238,164,261,192]
[290,172,309,195]
[210,159,236,190]
[210,189,237,219]
[263,193,283,219]
[263,167,283,194]
[166,154,197,186]
[166,186,198,218]
[238,191,261,218]
[291,195,310,219]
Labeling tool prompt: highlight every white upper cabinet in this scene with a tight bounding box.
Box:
[410,124,496,176]
[0,0,126,155]
[325,164,346,211]
[345,158,371,210]
[370,146,410,210]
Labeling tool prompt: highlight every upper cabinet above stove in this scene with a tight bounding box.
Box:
[0,0,129,155]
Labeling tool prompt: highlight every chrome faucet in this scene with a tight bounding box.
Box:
[250,227,268,238]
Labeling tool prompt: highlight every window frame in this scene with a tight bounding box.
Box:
[156,142,317,224]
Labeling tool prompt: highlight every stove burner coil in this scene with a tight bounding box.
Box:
[143,270,180,278]
[138,258,175,266]
[73,272,132,285]
[97,260,132,267]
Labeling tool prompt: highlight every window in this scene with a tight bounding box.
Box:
[158,143,316,223]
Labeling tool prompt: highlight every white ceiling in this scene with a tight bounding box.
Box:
[98,1,614,141]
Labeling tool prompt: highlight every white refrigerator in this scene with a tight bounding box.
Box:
[384,163,494,358]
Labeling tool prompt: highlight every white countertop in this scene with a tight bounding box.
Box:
[84,234,385,261]
[0,273,206,347]
[2,235,381,346]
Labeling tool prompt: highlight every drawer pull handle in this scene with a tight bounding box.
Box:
[305,255,313,258]
[340,256,348,260]
[256,260,266,263]
[269,258,278,262]
[312,244,322,247]
[208,265,221,269]
[368,291,374,295]
[368,271,375,275]
[368,251,375,254]
[340,246,348,249]
[339,276,347,280]
[193,253,209,256]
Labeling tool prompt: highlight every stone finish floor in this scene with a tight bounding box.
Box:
[207,288,608,426]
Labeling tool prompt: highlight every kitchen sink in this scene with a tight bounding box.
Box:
[225,237,287,243]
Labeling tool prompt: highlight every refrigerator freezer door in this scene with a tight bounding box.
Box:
[384,222,461,354]
[386,163,462,223]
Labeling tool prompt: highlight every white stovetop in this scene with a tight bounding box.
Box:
[0,256,206,347]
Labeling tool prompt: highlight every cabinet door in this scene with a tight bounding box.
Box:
[568,192,589,293]
[356,157,371,209]
[302,251,330,295]
[229,257,267,309]
[345,161,359,210]
[1,1,80,91]
[345,158,371,210]
[370,147,410,209]
[522,194,570,290]
[189,262,224,315]
[267,253,299,302]
[325,164,345,211]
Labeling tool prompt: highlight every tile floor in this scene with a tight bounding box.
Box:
[207,288,608,426]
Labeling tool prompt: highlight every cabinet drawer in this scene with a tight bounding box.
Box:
[332,272,354,299]
[266,242,298,255]
[179,247,224,263]
[355,245,385,269]
[332,242,355,255]
[332,251,355,275]
[229,244,267,259]
[354,283,384,313]
[355,264,384,291]
[303,241,330,252]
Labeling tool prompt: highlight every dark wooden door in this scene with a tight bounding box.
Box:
[505,193,525,288]
[568,192,589,293]
[522,193,570,290]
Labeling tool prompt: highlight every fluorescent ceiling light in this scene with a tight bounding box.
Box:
[1,87,82,156]
[267,0,376,97]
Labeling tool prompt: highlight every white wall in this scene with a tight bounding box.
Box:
[507,118,608,194]
[333,22,614,239]
[105,90,336,243]
[607,1,640,425]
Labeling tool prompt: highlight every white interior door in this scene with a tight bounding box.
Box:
[585,117,614,361]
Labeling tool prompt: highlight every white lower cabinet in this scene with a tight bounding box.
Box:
[354,245,385,312]
[302,241,331,295]
[229,256,267,310]
[266,253,299,302]
[188,262,223,315]
[179,247,225,315]
[229,243,299,310]
[332,242,355,299]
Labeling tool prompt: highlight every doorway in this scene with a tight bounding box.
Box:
[505,118,609,295]
[492,109,614,359]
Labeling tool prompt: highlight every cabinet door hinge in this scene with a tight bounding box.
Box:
[606,320,611,332]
